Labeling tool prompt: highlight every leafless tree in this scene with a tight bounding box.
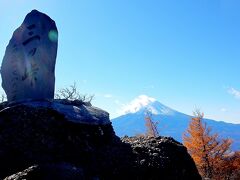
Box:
[0,94,6,103]
[144,108,160,137]
[55,82,94,103]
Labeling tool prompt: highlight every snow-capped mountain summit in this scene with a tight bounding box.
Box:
[112,95,240,150]
[120,95,174,115]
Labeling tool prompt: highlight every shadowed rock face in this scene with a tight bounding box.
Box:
[122,136,201,180]
[0,100,200,179]
[1,10,58,102]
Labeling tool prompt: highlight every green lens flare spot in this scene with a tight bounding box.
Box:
[48,30,58,42]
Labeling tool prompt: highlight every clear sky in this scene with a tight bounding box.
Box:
[0,0,240,123]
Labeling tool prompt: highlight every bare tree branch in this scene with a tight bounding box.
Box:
[55,82,94,103]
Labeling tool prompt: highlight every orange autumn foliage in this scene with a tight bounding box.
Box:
[183,110,240,179]
[216,151,240,180]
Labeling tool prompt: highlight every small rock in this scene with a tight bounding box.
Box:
[140,159,146,165]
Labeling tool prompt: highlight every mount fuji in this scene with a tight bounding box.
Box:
[111,95,240,150]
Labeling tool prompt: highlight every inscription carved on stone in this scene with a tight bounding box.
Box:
[1,10,58,102]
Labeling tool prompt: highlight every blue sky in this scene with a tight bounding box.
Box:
[0,0,240,123]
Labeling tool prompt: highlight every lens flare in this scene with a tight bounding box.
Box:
[48,30,58,42]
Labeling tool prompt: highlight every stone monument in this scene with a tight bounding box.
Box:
[1,9,58,102]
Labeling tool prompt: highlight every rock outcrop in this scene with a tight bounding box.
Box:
[0,100,201,179]
[122,136,201,179]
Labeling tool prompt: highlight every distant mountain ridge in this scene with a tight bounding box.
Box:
[112,95,240,150]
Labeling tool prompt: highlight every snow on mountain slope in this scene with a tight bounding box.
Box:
[112,95,240,151]
[120,95,174,115]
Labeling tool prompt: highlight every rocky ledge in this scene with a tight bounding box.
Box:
[0,100,200,179]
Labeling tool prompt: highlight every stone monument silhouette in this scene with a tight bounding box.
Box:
[1,10,58,102]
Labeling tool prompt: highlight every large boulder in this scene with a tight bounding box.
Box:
[1,10,58,102]
[0,100,200,179]
[122,136,201,179]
